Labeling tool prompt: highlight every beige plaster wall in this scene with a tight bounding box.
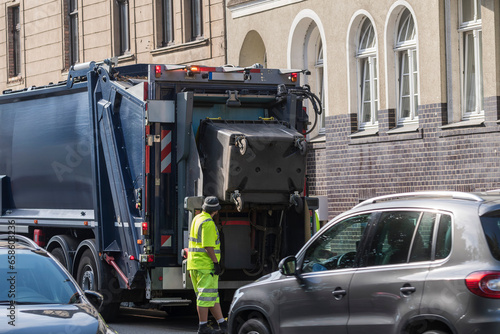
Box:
[226,0,450,119]
[0,0,226,92]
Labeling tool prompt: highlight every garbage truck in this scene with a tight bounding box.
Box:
[0,59,320,319]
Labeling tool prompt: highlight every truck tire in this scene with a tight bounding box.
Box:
[76,249,120,321]
[76,249,98,291]
[238,318,270,334]
[50,247,67,269]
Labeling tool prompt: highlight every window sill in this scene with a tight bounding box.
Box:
[117,53,135,63]
[7,76,23,86]
[439,118,492,138]
[309,134,326,144]
[440,118,484,129]
[350,128,379,138]
[151,38,209,55]
[387,123,419,135]
[349,124,423,145]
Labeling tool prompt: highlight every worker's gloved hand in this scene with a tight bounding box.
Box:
[213,262,222,276]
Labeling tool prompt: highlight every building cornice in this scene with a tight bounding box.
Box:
[227,0,304,19]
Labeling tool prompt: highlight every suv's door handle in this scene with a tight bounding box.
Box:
[400,286,416,295]
[332,288,347,300]
[332,289,346,296]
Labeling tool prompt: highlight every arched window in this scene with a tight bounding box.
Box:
[303,23,325,135]
[289,12,327,138]
[357,18,378,129]
[395,9,418,124]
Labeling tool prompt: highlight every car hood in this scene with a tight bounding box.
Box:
[1,303,104,333]
[230,270,285,317]
[236,270,284,293]
[252,270,283,285]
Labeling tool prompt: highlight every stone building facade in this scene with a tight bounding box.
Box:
[226,0,500,218]
[0,0,225,92]
[3,0,500,221]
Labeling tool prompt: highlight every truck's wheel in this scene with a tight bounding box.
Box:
[77,249,98,291]
[76,249,120,321]
[50,247,67,269]
[238,318,270,334]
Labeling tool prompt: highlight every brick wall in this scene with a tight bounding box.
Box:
[307,98,500,219]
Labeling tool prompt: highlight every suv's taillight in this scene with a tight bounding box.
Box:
[466,271,500,298]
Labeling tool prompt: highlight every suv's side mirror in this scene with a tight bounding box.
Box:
[84,290,104,311]
[279,256,298,276]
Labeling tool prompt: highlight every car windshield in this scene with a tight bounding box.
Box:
[480,215,500,261]
[0,249,79,304]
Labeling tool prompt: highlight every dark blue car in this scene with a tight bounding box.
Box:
[0,235,116,334]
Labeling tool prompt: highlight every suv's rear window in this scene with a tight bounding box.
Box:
[480,216,500,261]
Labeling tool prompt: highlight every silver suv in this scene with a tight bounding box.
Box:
[228,191,500,334]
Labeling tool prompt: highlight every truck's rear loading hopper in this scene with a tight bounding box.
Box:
[197,119,306,207]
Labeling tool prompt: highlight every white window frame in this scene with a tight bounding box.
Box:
[459,0,483,120]
[394,9,418,125]
[315,38,325,133]
[357,18,379,130]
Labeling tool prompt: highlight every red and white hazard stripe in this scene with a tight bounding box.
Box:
[161,235,172,247]
[161,130,172,173]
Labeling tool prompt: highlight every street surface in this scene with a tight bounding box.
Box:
[108,307,200,334]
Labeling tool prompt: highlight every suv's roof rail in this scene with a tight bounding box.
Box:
[353,191,484,209]
[0,234,40,249]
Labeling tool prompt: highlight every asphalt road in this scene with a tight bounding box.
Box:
[108,307,200,334]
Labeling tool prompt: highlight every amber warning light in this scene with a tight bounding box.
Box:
[187,65,201,77]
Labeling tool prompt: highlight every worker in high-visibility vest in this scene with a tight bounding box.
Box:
[311,210,321,235]
[187,196,227,334]
[315,210,321,234]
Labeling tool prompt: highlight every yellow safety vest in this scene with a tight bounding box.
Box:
[315,212,321,233]
[187,212,221,270]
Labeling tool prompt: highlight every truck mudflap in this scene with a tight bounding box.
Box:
[197,119,306,210]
